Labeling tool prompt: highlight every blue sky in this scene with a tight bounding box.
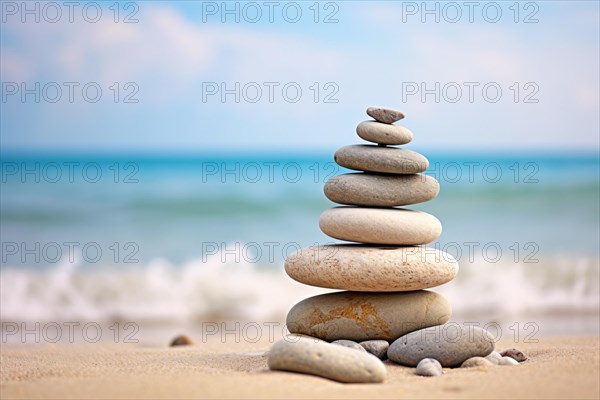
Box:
[1,1,599,153]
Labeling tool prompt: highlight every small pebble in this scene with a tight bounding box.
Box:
[485,351,503,365]
[366,107,405,124]
[498,356,520,366]
[332,339,367,352]
[416,358,443,376]
[461,356,493,368]
[359,340,389,360]
[170,334,193,346]
[500,348,527,362]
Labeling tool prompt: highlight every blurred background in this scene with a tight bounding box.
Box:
[1,1,598,341]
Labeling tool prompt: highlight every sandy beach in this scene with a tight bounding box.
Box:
[2,1,598,400]
[1,336,598,399]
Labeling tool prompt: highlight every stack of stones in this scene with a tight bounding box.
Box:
[268,107,516,383]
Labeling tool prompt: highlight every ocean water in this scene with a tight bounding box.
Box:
[1,152,599,338]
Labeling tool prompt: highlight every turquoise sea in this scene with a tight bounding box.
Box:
[1,152,599,336]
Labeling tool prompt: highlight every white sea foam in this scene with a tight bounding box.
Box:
[0,249,325,325]
[437,254,600,317]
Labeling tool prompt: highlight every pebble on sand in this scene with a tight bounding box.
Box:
[485,351,503,365]
[170,334,193,347]
[388,326,495,367]
[359,340,389,360]
[268,336,386,383]
[498,356,520,366]
[332,339,367,352]
[500,348,527,362]
[415,358,443,377]
[461,357,494,368]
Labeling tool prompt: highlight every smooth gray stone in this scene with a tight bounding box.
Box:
[415,358,443,376]
[284,245,459,292]
[335,145,428,174]
[461,356,494,368]
[286,290,451,342]
[268,335,386,383]
[324,173,440,207]
[366,107,405,124]
[500,348,527,362]
[319,207,442,245]
[388,326,495,367]
[332,339,367,352]
[357,120,413,145]
[359,340,389,360]
[498,356,520,366]
[485,351,503,365]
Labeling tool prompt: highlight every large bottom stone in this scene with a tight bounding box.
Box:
[286,291,451,342]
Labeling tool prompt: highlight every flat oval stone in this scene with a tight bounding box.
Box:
[334,145,428,174]
[359,340,389,360]
[319,207,442,245]
[388,326,495,367]
[268,335,386,383]
[285,245,458,292]
[415,358,443,376]
[357,121,413,145]
[332,339,366,352]
[324,173,440,207]
[286,290,451,342]
[367,107,405,124]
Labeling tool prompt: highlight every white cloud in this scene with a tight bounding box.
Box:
[3,6,216,83]
[1,5,347,100]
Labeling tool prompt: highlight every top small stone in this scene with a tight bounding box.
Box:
[367,107,405,124]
